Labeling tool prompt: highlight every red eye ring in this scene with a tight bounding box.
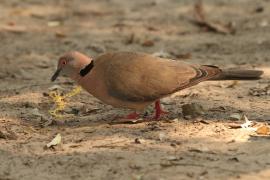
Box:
[62,60,67,65]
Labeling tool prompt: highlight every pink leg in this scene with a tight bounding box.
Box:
[124,112,140,119]
[154,100,168,120]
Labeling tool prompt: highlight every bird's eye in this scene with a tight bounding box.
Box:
[62,60,67,65]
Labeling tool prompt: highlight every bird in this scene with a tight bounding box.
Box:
[51,51,263,120]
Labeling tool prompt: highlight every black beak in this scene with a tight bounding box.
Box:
[51,68,61,82]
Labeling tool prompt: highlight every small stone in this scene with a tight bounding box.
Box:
[134,138,141,144]
[182,103,205,118]
[229,113,242,121]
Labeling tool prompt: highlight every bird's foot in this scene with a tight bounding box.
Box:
[113,112,140,120]
[153,100,169,120]
[124,112,140,119]
[110,112,141,124]
[153,110,169,120]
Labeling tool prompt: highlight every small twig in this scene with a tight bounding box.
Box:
[92,140,128,148]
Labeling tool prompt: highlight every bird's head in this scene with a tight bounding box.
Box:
[51,51,93,81]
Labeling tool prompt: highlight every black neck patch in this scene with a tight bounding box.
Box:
[80,61,94,77]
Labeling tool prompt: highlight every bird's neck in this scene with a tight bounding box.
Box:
[79,60,94,77]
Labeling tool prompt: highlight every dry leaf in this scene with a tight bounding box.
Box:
[193,0,235,34]
[241,115,257,131]
[228,115,256,130]
[47,21,61,27]
[46,133,61,148]
[256,125,270,135]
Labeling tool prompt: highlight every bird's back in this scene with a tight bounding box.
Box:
[94,52,211,103]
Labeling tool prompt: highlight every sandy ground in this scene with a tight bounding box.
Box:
[0,0,270,179]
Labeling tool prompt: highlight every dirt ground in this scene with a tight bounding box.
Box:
[0,0,270,179]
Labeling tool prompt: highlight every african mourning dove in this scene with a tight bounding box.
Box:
[51,51,263,119]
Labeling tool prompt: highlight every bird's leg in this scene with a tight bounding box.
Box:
[154,100,168,120]
[124,111,140,119]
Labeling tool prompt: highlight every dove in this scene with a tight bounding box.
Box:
[51,51,263,120]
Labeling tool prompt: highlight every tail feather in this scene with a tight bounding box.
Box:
[210,69,263,81]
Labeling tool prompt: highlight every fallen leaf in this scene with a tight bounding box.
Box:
[241,115,257,131]
[193,0,235,34]
[241,115,253,128]
[47,21,61,27]
[46,133,61,148]
[227,115,257,130]
[256,125,270,135]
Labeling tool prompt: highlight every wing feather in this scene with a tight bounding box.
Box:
[97,52,220,102]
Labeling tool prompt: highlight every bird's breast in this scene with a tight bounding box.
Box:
[77,74,151,110]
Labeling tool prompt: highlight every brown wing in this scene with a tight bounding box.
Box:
[97,52,220,102]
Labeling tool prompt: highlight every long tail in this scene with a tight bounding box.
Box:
[209,67,263,81]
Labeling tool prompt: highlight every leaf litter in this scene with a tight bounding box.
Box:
[46,133,62,148]
[228,115,270,136]
[192,0,235,34]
